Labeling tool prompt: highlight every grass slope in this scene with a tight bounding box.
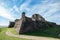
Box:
[0,27,28,40]
[9,28,18,35]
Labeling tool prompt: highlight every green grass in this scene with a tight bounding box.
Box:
[9,28,18,35]
[0,27,29,40]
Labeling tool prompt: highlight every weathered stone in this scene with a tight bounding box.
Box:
[8,22,15,28]
[8,12,58,34]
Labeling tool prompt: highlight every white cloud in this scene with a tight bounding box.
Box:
[13,5,20,13]
[19,0,31,12]
[44,3,60,17]
[0,0,60,25]
[0,22,9,26]
[11,0,23,13]
[0,6,15,20]
[46,14,60,24]
[25,1,60,18]
[0,2,5,6]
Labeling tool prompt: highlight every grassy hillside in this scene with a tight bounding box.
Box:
[0,27,29,40]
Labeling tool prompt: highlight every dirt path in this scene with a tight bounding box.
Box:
[6,29,60,40]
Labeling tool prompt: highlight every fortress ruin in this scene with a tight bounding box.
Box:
[8,12,57,34]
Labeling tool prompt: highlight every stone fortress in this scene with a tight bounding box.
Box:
[8,12,57,34]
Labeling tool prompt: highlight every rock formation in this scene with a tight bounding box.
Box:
[8,12,57,34]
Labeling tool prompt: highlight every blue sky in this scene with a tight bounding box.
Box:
[0,0,60,26]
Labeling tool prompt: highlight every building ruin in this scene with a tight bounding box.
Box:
[8,12,57,34]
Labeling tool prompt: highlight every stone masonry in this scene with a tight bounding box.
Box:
[8,12,57,34]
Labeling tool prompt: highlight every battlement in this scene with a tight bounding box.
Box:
[22,12,26,22]
[22,12,25,18]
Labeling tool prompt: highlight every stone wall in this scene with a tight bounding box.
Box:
[8,12,58,34]
[8,22,15,28]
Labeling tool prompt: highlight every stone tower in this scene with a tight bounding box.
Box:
[22,12,25,18]
[14,12,26,33]
[22,12,26,22]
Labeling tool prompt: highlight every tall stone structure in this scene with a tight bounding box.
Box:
[8,12,57,34]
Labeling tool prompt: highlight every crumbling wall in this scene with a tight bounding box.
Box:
[19,17,34,34]
[14,12,26,33]
[19,18,49,34]
[8,22,15,28]
[14,19,22,33]
[8,12,58,34]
